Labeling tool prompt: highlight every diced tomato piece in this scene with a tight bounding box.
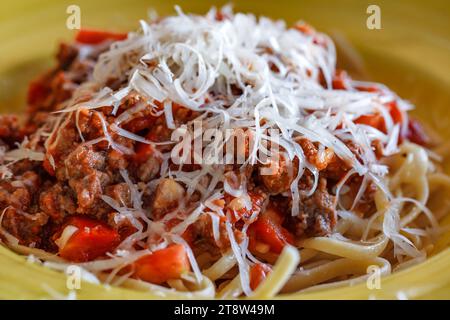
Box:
[250,263,272,290]
[117,225,138,242]
[75,29,127,45]
[132,113,169,163]
[129,105,167,163]
[355,85,381,93]
[386,101,403,125]
[354,113,387,133]
[249,207,294,254]
[406,118,430,146]
[132,244,190,284]
[355,101,405,136]
[56,216,120,262]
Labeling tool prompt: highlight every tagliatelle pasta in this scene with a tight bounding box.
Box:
[0,6,448,299]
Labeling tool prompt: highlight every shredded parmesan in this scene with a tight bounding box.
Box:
[54,226,79,249]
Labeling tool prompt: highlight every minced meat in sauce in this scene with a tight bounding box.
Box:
[0,39,370,258]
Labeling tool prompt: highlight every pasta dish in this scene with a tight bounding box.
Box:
[0,6,448,299]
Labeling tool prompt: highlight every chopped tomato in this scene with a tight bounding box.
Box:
[354,113,386,132]
[129,104,167,163]
[406,118,429,146]
[386,101,403,125]
[132,244,190,284]
[56,216,120,262]
[355,101,404,135]
[355,85,381,93]
[250,263,272,290]
[75,29,127,45]
[123,116,158,134]
[249,207,293,254]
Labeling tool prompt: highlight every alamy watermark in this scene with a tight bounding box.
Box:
[366,5,382,30]
[366,265,382,290]
[66,265,82,290]
[66,5,81,30]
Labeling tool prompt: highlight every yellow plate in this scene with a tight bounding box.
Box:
[0,0,449,299]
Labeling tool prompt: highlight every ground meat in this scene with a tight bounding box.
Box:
[41,72,73,111]
[297,138,336,171]
[151,178,185,219]
[345,176,377,217]
[56,43,79,70]
[192,189,267,253]
[259,154,298,194]
[193,214,227,250]
[107,149,128,171]
[136,156,160,182]
[61,144,110,213]
[25,41,108,127]
[289,177,337,237]
[46,125,81,179]
[39,183,76,222]
[19,171,40,194]
[1,207,48,246]
[0,171,40,211]
[105,183,131,208]
[64,145,106,180]
[0,170,48,245]
[0,115,22,146]
[192,213,244,253]
[6,159,40,179]
[0,42,120,245]
[0,182,31,211]
[69,171,107,213]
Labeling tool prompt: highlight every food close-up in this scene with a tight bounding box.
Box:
[0,0,449,302]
